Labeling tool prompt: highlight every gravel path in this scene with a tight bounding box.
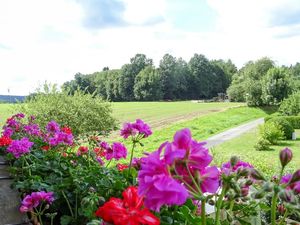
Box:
[205,118,264,148]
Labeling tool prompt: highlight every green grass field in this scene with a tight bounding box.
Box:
[116,106,276,160]
[111,101,244,129]
[212,128,300,177]
[0,102,244,128]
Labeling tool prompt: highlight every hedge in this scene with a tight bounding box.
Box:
[265,116,300,129]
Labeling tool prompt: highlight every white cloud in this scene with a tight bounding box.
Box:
[0,0,300,95]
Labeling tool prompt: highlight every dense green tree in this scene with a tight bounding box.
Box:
[134,66,162,101]
[188,54,214,99]
[158,54,177,99]
[174,58,191,99]
[227,57,275,105]
[119,54,153,101]
[261,68,291,105]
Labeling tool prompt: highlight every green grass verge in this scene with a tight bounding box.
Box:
[212,128,300,177]
[118,106,276,160]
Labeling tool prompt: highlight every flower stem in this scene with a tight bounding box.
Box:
[271,195,278,225]
[185,163,202,195]
[201,199,206,225]
[128,141,136,177]
[215,187,226,225]
[61,191,74,218]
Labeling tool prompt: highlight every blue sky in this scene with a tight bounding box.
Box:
[0,0,300,95]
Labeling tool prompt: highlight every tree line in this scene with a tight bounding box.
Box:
[63,54,300,105]
[227,57,300,106]
[63,53,237,101]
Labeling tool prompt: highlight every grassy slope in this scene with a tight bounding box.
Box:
[212,128,300,176]
[119,106,275,159]
[0,104,13,126]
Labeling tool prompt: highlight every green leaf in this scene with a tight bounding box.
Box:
[60,215,73,225]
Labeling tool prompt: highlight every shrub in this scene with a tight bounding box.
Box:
[267,117,294,139]
[17,85,117,135]
[259,122,284,145]
[265,115,300,129]
[279,91,300,116]
[254,138,272,151]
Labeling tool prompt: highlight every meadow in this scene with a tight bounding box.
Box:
[0,101,244,127]
[111,101,244,129]
[212,128,300,176]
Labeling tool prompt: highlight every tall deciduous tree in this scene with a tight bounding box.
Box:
[134,66,162,101]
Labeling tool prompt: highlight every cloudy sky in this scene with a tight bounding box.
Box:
[1,0,300,95]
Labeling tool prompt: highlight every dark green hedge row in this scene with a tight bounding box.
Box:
[265,116,300,129]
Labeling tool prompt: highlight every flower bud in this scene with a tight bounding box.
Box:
[290,169,300,184]
[237,167,250,177]
[277,204,285,215]
[245,179,253,186]
[262,182,274,192]
[230,182,241,194]
[251,169,266,181]
[208,199,215,206]
[241,187,249,197]
[230,156,239,167]
[252,190,265,199]
[280,148,293,168]
[278,189,293,203]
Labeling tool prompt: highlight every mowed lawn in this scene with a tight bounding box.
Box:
[111,101,244,129]
[212,128,300,177]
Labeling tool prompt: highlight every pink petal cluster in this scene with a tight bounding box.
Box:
[6,137,34,158]
[99,141,127,161]
[120,119,152,139]
[45,121,73,146]
[138,128,220,211]
[280,174,300,194]
[20,191,54,213]
[138,148,188,211]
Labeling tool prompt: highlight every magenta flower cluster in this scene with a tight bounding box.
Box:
[120,119,152,139]
[221,160,253,176]
[6,137,34,158]
[20,191,54,212]
[281,174,300,194]
[100,141,127,160]
[138,128,220,211]
[45,121,73,146]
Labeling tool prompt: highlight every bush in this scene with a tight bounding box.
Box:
[265,115,300,129]
[267,117,294,139]
[254,138,272,151]
[259,122,284,145]
[279,91,300,116]
[17,85,117,135]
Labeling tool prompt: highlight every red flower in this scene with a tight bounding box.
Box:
[61,126,72,134]
[0,136,12,147]
[77,146,88,156]
[41,145,50,151]
[95,186,160,225]
[94,147,106,157]
[117,163,129,172]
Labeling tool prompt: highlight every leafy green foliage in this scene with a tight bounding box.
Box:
[268,117,294,139]
[279,91,300,116]
[17,85,117,135]
[254,138,272,151]
[261,68,291,105]
[63,53,235,101]
[134,66,163,100]
[259,122,284,145]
